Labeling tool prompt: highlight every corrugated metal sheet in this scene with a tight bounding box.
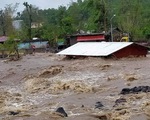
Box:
[77,35,105,41]
[57,42,133,56]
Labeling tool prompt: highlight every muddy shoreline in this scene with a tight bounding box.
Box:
[0,53,150,120]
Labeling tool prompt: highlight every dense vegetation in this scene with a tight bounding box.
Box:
[0,0,150,42]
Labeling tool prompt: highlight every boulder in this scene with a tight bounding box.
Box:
[55,107,68,117]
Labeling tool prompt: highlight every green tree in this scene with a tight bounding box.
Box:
[0,3,23,59]
[4,36,20,58]
[21,3,43,39]
[0,10,6,35]
[13,0,150,41]
[0,3,18,36]
[82,0,109,32]
[116,0,150,40]
[23,2,32,40]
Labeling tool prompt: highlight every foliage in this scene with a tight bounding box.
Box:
[0,36,20,59]
[0,3,23,58]
[143,26,150,39]
[0,3,19,36]
[0,0,150,42]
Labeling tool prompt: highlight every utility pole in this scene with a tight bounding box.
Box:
[102,0,107,32]
[110,14,116,42]
[23,2,32,40]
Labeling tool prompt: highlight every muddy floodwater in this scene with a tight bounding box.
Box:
[0,53,150,120]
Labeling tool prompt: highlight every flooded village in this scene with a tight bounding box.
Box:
[0,0,150,120]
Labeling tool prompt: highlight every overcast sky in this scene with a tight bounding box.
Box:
[0,0,77,12]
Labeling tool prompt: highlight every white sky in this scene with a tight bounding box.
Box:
[0,0,77,12]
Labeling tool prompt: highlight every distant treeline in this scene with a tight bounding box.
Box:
[0,0,150,42]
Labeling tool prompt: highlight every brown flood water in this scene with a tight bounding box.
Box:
[0,53,150,120]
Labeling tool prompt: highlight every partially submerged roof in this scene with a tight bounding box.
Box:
[57,42,133,56]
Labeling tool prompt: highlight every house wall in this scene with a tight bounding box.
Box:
[113,44,148,58]
[18,41,48,49]
[67,34,106,46]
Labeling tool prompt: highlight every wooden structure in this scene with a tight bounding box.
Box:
[58,42,148,58]
[66,33,106,46]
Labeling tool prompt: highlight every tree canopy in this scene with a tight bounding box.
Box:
[0,0,150,42]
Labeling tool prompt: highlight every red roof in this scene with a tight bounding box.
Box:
[0,36,8,42]
[77,35,105,41]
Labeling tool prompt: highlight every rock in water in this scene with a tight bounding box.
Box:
[95,101,104,109]
[113,98,127,107]
[115,98,127,104]
[120,88,130,95]
[56,107,68,117]
[8,111,20,115]
[120,86,150,95]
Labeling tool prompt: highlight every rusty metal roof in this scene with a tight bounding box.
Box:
[57,42,133,56]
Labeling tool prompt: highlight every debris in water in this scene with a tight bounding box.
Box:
[115,98,127,104]
[95,101,104,109]
[8,111,20,115]
[120,86,150,95]
[55,107,68,117]
[81,105,84,108]
[114,98,127,107]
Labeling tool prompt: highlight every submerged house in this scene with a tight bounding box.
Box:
[57,42,148,58]
[18,39,49,53]
[65,28,124,47]
[66,33,106,46]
